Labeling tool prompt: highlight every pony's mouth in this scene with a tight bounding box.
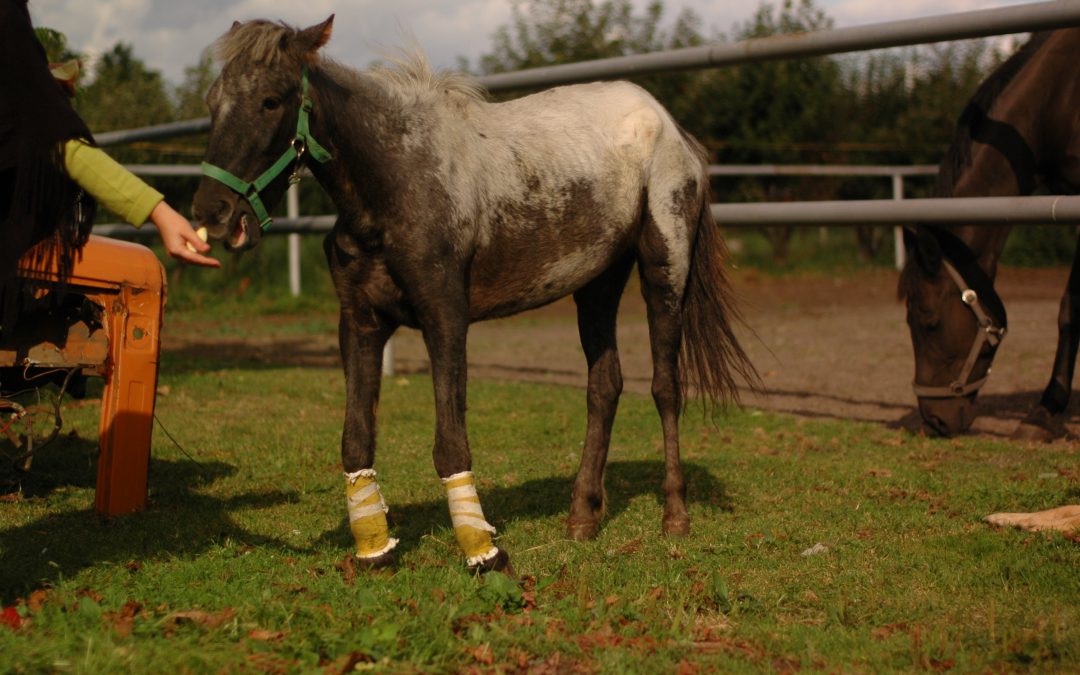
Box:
[228,214,251,250]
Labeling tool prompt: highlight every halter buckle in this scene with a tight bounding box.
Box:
[961,289,977,305]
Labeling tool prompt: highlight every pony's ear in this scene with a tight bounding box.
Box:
[296,15,334,59]
[912,228,943,277]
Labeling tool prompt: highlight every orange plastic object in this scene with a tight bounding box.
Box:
[10,235,165,517]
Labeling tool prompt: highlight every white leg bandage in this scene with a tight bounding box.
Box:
[345,469,398,559]
[442,471,499,566]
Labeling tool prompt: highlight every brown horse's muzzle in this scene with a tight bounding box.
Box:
[917,394,977,437]
[192,181,262,252]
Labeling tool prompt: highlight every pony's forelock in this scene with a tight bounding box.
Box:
[213,19,297,67]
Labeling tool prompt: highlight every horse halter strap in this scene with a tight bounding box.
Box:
[911,258,1007,399]
[200,66,332,231]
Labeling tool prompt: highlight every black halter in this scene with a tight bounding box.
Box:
[911,227,1008,399]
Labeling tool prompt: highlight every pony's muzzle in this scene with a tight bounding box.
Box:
[192,185,260,252]
[917,395,977,437]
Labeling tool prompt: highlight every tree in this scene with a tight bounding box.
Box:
[697,0,843,264]
[75,43,173,136]
[174,49,217,121]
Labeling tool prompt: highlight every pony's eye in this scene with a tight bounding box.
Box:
[262,97,281,111]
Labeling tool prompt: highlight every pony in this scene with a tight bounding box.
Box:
[191,16,757,572]
[899,28,1080,440]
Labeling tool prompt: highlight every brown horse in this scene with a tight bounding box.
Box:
[191,17,756,572]
[900,29,1080,440]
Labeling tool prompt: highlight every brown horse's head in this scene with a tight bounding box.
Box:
[899,227,1007,437]
[192,16,334,251]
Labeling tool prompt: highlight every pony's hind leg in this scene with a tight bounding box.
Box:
[568,255,635,541]
[638,213,692,537]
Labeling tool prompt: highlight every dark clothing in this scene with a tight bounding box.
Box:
[0,0,96,329]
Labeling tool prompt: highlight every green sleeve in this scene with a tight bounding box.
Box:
[63,139,163,227]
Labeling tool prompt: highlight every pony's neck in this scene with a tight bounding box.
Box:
[303,62,397,222]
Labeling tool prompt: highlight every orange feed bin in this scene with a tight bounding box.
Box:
[2,235,166,517]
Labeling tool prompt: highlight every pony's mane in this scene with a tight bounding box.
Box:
[936,31,1052,195]
[213,21,485,107]
[214,19,294,66]
[367,47,486,105]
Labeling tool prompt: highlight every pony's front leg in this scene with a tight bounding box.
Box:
[339,307,398,568]
[1016,231,1080,441]
[418,287,512,575]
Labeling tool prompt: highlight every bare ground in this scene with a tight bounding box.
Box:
[163,266,1077,439]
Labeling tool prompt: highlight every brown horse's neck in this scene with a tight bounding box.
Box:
[935,29,1080,278]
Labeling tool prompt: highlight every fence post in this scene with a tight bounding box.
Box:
[892,173,905,271]
[287,184,301,297]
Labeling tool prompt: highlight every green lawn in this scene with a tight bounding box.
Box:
[2,360,1078,672]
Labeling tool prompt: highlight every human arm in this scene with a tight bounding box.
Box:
[62,139,220,267]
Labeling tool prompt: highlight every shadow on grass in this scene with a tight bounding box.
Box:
[314,460,731,557]
[0,435,300,603]
[887,389,1078,438]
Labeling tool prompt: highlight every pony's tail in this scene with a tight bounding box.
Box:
[679,196,761,412]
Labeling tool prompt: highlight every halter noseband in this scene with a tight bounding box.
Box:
[911,231,1007,399]
[200,66,332,231]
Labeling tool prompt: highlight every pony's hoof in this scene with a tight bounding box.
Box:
[470,548,515,578]
[567,519,600,541]
[662,517,690,537]
[1013,407,1065,442]
[355,551,396,570]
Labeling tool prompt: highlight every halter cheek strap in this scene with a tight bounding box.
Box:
[200,66,333,231]
[911,258,1007,399]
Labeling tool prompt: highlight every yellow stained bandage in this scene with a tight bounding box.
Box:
[345,469,398,559]
[442,471,498,565]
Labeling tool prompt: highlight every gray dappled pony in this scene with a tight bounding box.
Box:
[192,16,757,573]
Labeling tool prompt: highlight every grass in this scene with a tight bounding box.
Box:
[2,355,1079,672]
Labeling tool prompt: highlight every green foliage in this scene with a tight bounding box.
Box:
[33,27,79,63]
[75,43,174,136]
[173,49,218,122]
[1002,226,1077,268]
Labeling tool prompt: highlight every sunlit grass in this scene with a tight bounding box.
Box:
[1,365,1078,672]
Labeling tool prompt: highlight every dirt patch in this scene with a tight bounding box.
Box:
[163,266,1077,439]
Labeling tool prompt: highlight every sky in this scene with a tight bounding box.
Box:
[30,0,1036,87]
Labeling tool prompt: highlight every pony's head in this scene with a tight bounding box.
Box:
[193,16,334,251]
[899,227,1007,436]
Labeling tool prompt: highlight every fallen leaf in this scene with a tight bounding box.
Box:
[163,607,235,634]
[1,607,23,630]
[471,644,494,665]
[104,601,142,637]
[248,628,286,641]
[27,590,48,612]
[335,555,357,586]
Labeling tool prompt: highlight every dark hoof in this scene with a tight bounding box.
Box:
[567,519,600,541]
[663,517,690,537]
[1013,407,1065,442]
[470,548,515,578]
[355,550,396,570]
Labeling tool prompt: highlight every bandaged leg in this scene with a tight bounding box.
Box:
[345,469,398,559]
[442,471,499,566]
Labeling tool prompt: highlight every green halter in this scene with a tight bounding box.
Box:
[201,66,332,231]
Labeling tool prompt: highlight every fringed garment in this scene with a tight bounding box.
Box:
[0,0,96,332]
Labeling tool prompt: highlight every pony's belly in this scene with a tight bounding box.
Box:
[468,244,618,320]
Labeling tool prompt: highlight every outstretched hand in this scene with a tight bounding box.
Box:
[149,201,221,268]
